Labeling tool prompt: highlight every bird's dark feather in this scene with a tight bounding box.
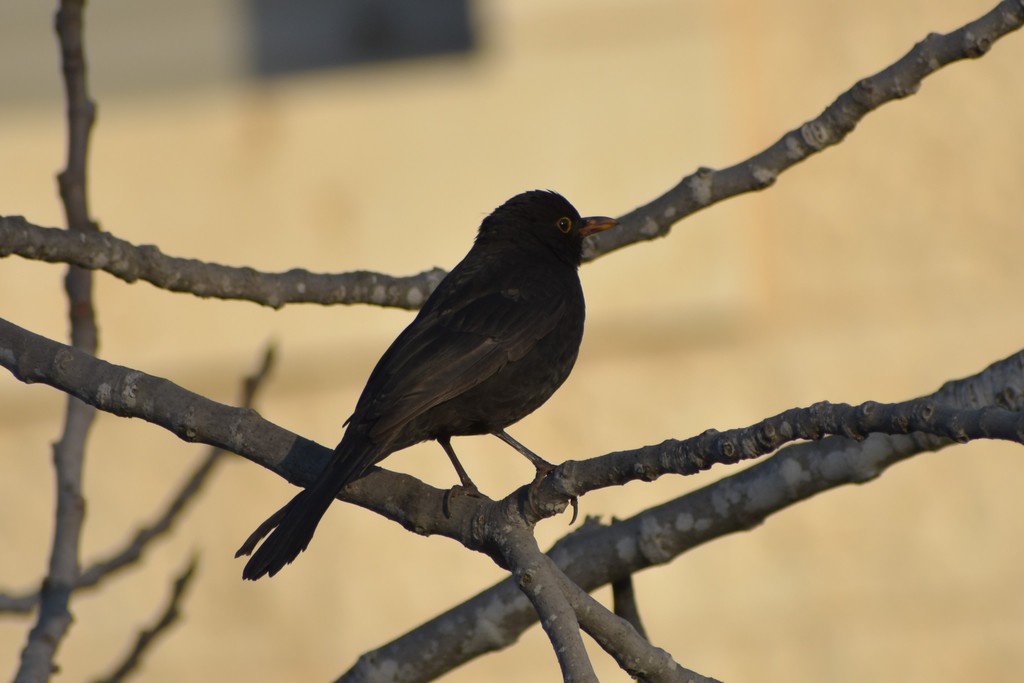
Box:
[363,278,572,446]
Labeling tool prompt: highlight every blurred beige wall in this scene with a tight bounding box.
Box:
[2,1,1023,681]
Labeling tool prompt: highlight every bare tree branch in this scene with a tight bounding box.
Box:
[501,531,597,682]
[553,568,717,683]
[3,4,1020,315]
[0,346,275,615]
[7,307,1022,549]
[4,310,1023,680]
[338,349,1023,682]
[2,3,1022,680]
[343,435,957,682]
[91,558,198,683]
[584,0,1024,260]
[14,2,98,681]
[532,396,1024,510]
[0,315,326,486]
[0,215,446,310]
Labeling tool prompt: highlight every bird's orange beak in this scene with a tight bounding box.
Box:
[578,216,618,237]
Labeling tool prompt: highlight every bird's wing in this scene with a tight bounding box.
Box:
[355,284,568,443]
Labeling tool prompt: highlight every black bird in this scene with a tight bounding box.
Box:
[236,190,616,579]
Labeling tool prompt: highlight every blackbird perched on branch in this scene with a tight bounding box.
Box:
[237,190,617,579]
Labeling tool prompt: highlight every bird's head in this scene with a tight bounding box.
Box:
[476,190,618,267]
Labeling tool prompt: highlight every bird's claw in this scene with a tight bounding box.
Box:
[443,483,482,518]
[525,466,578,523]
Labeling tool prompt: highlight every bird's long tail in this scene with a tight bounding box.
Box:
[236,441,372,580]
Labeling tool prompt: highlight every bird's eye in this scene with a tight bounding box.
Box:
[556,217,573,233]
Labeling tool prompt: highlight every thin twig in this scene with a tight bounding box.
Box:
[91,558,198,683]
[81,345,275,583]
[0,315,323,485]
[0,346,275,614]
[611,574,648,641]
[14,2,98,681]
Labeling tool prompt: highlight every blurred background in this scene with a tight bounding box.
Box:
[2,0,1023,681]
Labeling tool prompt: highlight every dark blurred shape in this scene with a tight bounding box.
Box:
[247,0,475,76]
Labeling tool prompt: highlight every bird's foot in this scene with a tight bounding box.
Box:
[525,465,578,524]
[443,483,482,518]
